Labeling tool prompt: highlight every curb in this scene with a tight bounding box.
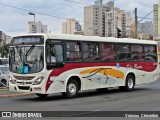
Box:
[0,93,34,98]
[0,89,9,91]
[0,87,9,91]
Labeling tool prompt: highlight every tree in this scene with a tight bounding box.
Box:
[1,44,9,58]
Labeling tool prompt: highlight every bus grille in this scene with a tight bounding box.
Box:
[17,82,33,84]
[13,76,35,80]
[18,86,30,90]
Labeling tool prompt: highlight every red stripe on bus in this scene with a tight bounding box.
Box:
[45,62,157,92]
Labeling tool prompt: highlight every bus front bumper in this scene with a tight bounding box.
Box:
[9,83,46,94]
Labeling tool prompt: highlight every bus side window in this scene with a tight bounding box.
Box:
[131,44,144,61]
[46,44,52,63]
[54,45,63,62]
[144,45,157,61]
[47,44,64,63]
[117,44,131,61]
[66,42,82,62]
[100,43,116,61]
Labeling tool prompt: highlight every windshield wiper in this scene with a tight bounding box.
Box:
[26,45,35,56]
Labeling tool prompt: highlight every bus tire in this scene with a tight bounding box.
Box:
[36,93,48,98]
[124,75,135,91]
[62,79,79,98]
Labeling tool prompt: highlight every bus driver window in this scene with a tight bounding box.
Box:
[47,45,56,63]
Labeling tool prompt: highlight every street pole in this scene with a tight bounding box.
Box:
[34,14,35,25]
[112,0,114,37]
[135,8,137,39]
[29,12,36,33]
[116,17,118,38]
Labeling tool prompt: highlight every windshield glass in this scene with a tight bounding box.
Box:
[9,46,44,74]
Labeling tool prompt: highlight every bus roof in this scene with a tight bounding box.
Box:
[13,33,157,45]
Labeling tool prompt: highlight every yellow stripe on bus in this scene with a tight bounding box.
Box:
[80,68,125,79]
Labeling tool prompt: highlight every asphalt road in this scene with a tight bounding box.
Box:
[1,79,160,119]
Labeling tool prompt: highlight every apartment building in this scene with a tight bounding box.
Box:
[28,21,48,33]
[84,0,131,38]
[153,4,158,40]
[138,21,153,35]
[84,0,110,37]
[105,8,127,37]
[0,31,11,46]
[62,19,84,35]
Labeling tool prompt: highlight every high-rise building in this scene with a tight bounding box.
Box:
[153,4,158,40]
[62,19,76,34]
[84,0,109,37]
[138,21,153,35]
[84,0,131,38]
[126,12,134,38]
[28,21,48,33]
[5,35,11,44]
[0,31,11,46]
[158,0,160,39]
[62,18,83,35]
[105,8,127,37]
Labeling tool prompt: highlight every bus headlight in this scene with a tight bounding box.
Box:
[33,77,44,85]
[9,76,16,84]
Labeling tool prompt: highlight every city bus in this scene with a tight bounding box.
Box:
[9,34,159,98]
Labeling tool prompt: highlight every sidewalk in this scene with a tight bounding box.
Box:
[0,87,33,98]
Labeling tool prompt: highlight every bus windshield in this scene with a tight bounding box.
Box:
[9,46,44,74]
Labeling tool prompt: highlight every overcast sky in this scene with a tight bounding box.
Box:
[0,0,158,37]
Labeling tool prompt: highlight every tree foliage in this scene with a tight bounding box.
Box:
[0,44,9,58]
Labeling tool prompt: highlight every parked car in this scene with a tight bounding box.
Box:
[0,58,9,66]
[0,66,9,87]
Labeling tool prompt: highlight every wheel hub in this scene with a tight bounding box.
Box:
[128,78,133,89]
[68,83,76,95]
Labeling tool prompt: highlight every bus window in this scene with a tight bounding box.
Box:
[144,45,157,61]
[82,42,99,62]
[66,42,82,62]
[116,44,131,61]
[47,44,64,63]
[93,43,100,61]
[54,45,63,62]
[131,44,144,61]
[101,43,115,61]
[46,44,55,63]
[46,43,64,69]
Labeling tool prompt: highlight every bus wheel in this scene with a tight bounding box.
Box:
[124,75,135,91]
[62,80,79,98]
[36,94,48,98]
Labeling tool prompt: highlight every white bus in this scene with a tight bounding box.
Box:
[9,34,159,98]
